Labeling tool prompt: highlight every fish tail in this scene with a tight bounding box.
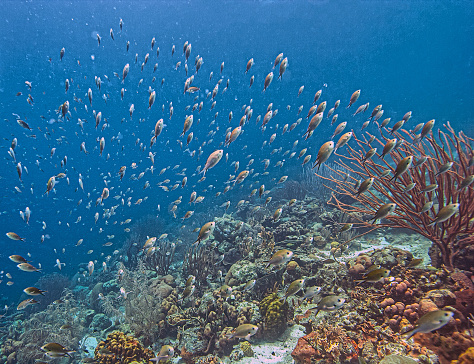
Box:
[403,328,417,340]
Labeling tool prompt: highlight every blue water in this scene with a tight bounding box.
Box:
[0,0,473,305]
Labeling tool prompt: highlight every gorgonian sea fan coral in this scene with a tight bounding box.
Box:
[318,122,473,270]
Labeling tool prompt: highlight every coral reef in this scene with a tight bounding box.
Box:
[183,244,218,289]
[94,331,154,364]
[142,238,176,275]
[414,331,474,364]
[119,214,166,268]
[452,347,474,364]
[258,293,289,341]
[196,354,223,364]
[292,324,358,364]
[0,290,88,364]
[255,226,275,259]
[2,197,470,364]
[0,20,472,364]
[239,340,254,356]
[273,219,307,243]
[35,273,71,310]
[321,123,474,270]
[224,260,257,287]
[379,355,418,364]
[343,248,474,363]
[121,262,169,346]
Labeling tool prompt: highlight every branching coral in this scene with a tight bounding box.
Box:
[97,261,171,346]
[121,261,165,346]
[119,214,166,268]
[182,244,217,289]
[4,290,88,364]
[141,238,176,275]
[256,226,274,259]
[319,122,474,270]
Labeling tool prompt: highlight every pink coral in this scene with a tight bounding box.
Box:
[418,298,439,316]
[380,298,395,308]
[349,263,366,275]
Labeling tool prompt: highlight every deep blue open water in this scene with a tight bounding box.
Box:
[0,0,473,305]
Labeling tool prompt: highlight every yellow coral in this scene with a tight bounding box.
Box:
[94,331,154,364]
[258,293,289,340]
[452,347,474,364]
[240,341,254,357]
[286,261,299,271]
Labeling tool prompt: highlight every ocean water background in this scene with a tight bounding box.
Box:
[0,0,473,305]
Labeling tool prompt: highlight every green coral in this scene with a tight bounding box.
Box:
[258,293,289,340]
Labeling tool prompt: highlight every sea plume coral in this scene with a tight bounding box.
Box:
[35,272,71,310]
[319,122,474,270]
[5,290,88,364]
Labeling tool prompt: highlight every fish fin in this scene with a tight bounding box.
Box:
[149,356,164,363]
[403,328,417,340]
